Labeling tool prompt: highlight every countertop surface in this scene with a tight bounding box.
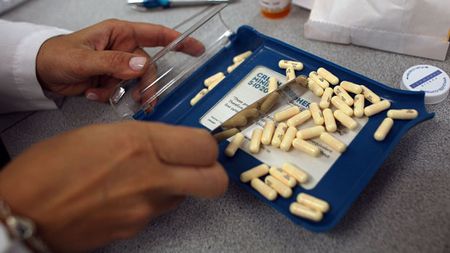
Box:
[1,1,449,252]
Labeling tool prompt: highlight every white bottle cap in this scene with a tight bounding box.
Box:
[401,65,450,104]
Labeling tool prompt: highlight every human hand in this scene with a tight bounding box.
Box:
[0,121,227,253]
[36,19,205,102]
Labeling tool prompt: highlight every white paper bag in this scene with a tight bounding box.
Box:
[304,0,450,61]
[293,0,315,10]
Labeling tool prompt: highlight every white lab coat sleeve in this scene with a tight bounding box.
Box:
[0,223,31,253]
[0,20,71,114]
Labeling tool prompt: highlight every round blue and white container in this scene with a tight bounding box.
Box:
[401,65,450,104]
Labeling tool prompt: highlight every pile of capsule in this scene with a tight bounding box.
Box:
[304,67,419,142]
[215,59,419,222]
[241,163,329,222]
[221,62,420,158]
[190,50,253,106]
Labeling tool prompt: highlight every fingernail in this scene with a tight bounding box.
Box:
[129,56,147,71]
[86,92,98,101]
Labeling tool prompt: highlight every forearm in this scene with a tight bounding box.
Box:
[0,20,71,114]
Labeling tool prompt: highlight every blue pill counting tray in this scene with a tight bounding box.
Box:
[110,4,433,232]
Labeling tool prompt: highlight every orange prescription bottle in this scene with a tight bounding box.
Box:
[260,0,292,19]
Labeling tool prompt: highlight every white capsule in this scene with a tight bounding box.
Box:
[249,128,263,154]
[224,132,245,157]
[286,65,296,81]
[190,88,208,106]
[227,60,243,73]
[331,96,353,116]
[268,76,278,93]
[292,138,321,157]
[333,110,358,130]
[265,176,293,198]
[204,72,225,87]
[296,126,325,140]
[260,92,280,114]
[309,102,324,125]
[282,162,309,184]
[297,193,330,213]
[207,75,225,91]
[251,178,277,201]
[280,126,298,151]
[286,110,311,127]
[364,100,391,117]
[323,108,337,132]
[361,85,381,104]
[261,120,276,145]
[271,122,288,148]
[213,128,239,142]
[340,81,362,94]
[269,167,296,188]
[317,67,339,85]
[233,50,252,63]
[240,107,259,119]
[246,101,260,110]
[308,78,324,97]
[278,60,303,70]
[320,87,333,109]
[353,94,365,118]
[274,106,300,122]
[309,71,329,89]
[387,109,418,120]
[289,202,323,222]
[334,86,354,106]
[240,164,270,183]
[295,75,308,87]
[374,117,394,141]
[222,115,247,128]
[320,132,347,153]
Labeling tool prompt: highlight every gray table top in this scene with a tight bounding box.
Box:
[1,1,450,252]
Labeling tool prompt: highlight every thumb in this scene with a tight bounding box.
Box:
[80,50,149,80]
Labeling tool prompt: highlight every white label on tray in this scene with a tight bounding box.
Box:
[200,66,368,189]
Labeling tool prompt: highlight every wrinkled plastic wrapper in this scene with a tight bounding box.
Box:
[304,0,450,61]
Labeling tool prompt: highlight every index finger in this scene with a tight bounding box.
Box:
[131,22,205,57]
